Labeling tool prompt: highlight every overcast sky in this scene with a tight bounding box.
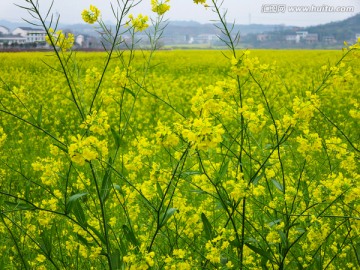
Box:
[1,0,359,26]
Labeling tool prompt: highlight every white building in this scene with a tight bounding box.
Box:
[0,26,10,35]
[296,31,308,38]
[0,35,26,46]
[305,33,318,44]
[195,34,218,44]
[76,35,85,46]
[285,35,300,43]
[12,27,46,43]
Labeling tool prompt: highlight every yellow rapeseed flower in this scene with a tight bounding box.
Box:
[127,14,149,32]
[46,28,74,51]
[35,254,47,263]
[151,0,170,15]
[82,5,100,24]
[193,0,207,5]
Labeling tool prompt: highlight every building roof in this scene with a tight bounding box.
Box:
[15,27,44,31]
[0,35,26,40]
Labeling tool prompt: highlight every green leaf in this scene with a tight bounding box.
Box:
[216,160,229,183]
[113,184,121,191]
[110,248,121,270]
[245,243,273,262]
[36,104,43,127]
[301,181,310,207]
[124,87,136,98]
[201,213,214,241]
[261,255,269,268]
[53,143,68,154]
[40,230,53,255]
[111,127,121,149]
[181,171,202,177]
[76,233,89,247]
[220,256,229,265]
[252,173,264,185]
[66,193,87,226]
[101,157,113,203]
[268,219,282,227]
[119,238,127,257]
[354,242,360,264]
[278,230,288,247]
[66,193,87,213]
[87,224,106,245]
[230,238,241,248]
[295,227,306,234]
[73,201,86,227]
[156,182,164,198]
[160,208,178,227]
[122,225,139,250]
[265,143,273,150]
[113,184,125,197]
[5,201,35,211]
[271,178,284,192]
[190,189,207,194]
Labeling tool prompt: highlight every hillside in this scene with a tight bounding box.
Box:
[305,13,360,40]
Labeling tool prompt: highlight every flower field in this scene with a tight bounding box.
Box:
[1,0,360,269]
[0,48,359,269]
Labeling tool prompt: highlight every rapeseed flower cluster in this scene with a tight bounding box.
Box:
[180,117,224,150]
[45,28,74,51]
[349,99,360,119]
[32,156,63,186]
[68,134,108,165]
[81,5,101,24]
[127,14,149,32]
[155,120,179,147]
[151,0,170,15]
[85,67,101,86]
[112,66,130,88]
[80,110,110,135]
[0,43,359,269]
[123,245,156,269]
[193,0,207,5]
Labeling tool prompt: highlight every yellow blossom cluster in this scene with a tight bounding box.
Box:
[85,67,101,86]
[193,0,207,5]
[112,66,130,88]
[151,0,170,15]
[155,121,179,147]
[204,228,235,267]
[32,156,63,186]
[123,245,156,269]
[68,134,108,165]
[45,28,74,52]
[80,110,110,135]
[349,99,360,119]
[180,117,224,150]
[296,130,322,157]
[81,5,100,24]
[0,45,359,270]
[127,14,149,32]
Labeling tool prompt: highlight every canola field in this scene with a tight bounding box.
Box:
[0,49,359,269]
